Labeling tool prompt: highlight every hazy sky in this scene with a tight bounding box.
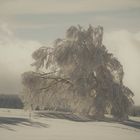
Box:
[0,0,140,104]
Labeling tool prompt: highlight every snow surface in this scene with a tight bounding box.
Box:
[0,108,140,140]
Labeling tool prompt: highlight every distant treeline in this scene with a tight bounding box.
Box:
[129,105,140,116]
[0,94,23,109]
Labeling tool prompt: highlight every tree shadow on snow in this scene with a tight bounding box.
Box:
[0,117,49,131]
[120,119,140,129]
[37,111,140,130]
[37,111,92,122]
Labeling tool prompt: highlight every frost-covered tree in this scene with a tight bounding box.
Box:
[22,25,134,120]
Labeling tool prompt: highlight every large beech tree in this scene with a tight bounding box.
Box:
[22,25,134,120]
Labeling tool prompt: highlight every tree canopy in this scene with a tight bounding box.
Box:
[22,25,134,120]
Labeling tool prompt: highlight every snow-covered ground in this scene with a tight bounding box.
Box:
[0,108,140,140]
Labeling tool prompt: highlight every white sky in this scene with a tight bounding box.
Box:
[0,0,140,104]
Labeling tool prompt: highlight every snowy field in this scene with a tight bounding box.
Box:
[0,108,140,140]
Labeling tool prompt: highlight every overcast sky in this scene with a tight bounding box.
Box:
[0,0,140,104]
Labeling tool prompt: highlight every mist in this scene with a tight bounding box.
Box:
[0,23,41,94]
[104,30,140,105]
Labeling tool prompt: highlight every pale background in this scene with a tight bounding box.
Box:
[0,0,140,104]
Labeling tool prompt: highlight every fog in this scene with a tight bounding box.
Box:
[0,24,41,94]
[104,30,140,104]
